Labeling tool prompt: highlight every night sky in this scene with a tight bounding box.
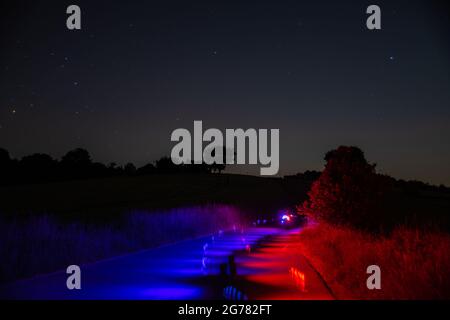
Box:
[1,0,449,184]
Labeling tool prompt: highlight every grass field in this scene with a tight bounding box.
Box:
[296,222,450,299]
[0,205,242,284]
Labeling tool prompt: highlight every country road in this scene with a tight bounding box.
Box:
[0,227,334,300]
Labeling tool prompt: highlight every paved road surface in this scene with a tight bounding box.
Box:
[0,227,333,300]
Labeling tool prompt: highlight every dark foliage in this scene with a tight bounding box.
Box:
[0,147,227,186]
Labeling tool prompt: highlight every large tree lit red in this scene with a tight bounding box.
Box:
[304,146,385,228]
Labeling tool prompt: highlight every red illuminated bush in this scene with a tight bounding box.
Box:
[296,222,450,299]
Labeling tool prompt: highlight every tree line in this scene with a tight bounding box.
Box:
[0,147,226,186]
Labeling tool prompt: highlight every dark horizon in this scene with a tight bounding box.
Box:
[1,0,450,185]
[2,145,450,191]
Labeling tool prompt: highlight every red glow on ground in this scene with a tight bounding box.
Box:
[235,230,334,300]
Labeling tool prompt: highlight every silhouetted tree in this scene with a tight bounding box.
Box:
[124,163,137,175]
[304,146,386,229]
[21,153,56,168]
[61,148,92,167]
[61,148,93,179]
[20,153,57,181]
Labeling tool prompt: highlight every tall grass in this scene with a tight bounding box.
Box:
[0,204,241,284]
[296,222,450,299]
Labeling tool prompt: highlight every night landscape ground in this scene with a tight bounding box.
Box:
[1,165,450,299]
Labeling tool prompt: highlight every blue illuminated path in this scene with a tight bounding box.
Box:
[1,228,289,300]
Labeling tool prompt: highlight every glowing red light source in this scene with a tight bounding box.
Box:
[289,267,306,292]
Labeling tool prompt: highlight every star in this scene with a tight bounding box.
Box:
[74,81,79,86]
[11,109,16,114]
[389,56,395,61]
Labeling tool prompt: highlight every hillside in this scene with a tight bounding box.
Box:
[0,173,312,221]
